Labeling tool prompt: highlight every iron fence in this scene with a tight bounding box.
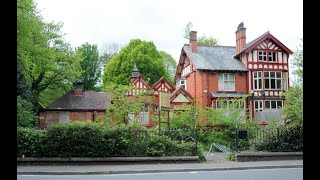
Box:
[231,126,301,152]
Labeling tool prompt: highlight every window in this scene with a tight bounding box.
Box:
[264,72,282,90]
[218,73,235,91]
[259,51,277,62]
[154,106,158,115]
[176,79,186,90]
[254,100,263,112]
[181,65,191,77]
[216,100,245,109]
[253,72,262,90]
[258,51,267,61]
[268,52,277,62]
[265,100,283,109]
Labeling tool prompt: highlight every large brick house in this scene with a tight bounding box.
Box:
[174,22,292,122]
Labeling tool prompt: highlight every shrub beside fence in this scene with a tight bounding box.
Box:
[232,125,303,152]
[17,122,198,158]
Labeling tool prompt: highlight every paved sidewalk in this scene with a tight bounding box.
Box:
[17,160,303,175]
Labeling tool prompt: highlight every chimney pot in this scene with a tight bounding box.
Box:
[73,80,84,95]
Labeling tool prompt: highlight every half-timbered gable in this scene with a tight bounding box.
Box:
[233,23,293,122]
[152,76,175,94]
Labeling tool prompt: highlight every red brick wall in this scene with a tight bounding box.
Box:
[186,71,247,109]
[40,111,107,129]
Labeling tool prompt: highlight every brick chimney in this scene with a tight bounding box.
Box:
[190,31,197,53]
[235,22,246,53]
[73,80,84,95]
[130,63,140,83]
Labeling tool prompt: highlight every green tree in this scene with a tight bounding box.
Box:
[103,39,168,86]
[103,84,153,126]
[183,21,193,40]
[183,21,219,45]
[158,51,177,84]
[98,43,122,88]
[76,42,101,90]
[198,34,219,46]
[18,0,82,110]
[17,96,38,128]
[99,42,122,70]
[17,59,32,102]
[284,39,303,126]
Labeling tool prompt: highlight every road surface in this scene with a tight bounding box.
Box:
[18,167,303,180]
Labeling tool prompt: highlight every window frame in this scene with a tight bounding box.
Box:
[258,51,267,61]
[216,99,245,109]
[254,100,263,112]
[218,73,235,91]
[176,79,186,90]
[264,72,282,90]
[268,51,277,62]
[264,100,283,109]
[253,71,262,90]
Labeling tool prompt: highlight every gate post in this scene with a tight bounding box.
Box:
[235,127,239,153]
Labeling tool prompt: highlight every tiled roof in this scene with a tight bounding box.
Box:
[46,91,111,110]
[241,31,269,53]
[183,45,247,71]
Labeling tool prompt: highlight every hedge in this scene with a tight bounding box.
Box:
[17,121,197,157]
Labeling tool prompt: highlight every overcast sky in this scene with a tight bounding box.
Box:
[34,0,302,63]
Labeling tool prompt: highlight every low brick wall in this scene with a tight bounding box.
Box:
[235,152,303,162]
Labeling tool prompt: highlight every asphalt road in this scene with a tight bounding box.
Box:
[17,168,303,180]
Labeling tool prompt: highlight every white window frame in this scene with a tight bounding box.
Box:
[253,72,262,90]
[258,51,267,61]
[176,79,186,90]
[264,72,282,90]
[264,100,283,109]
[216,100,245,109]
[254,100,263,112]
[218,73,235,91]
[268,51,277,62]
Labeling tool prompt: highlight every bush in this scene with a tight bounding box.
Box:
[17,121,197,157]
[17,96,38,128]
[17,127,45,157]
[226,152,235,161]
[41,121,108,157]
[253,125,303,152]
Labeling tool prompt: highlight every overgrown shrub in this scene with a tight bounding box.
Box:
[17,127,45,157]
[253,125,303,152]
[226,152,235,161]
